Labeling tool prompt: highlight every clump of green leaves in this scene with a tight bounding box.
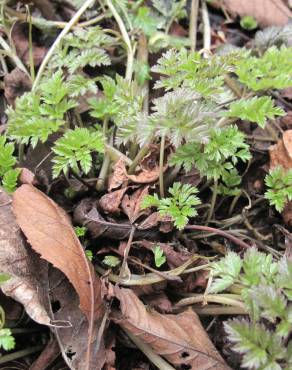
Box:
[141,182,201,230]
[152,245,166,267]
[52,127,104,178]
[0,137,19,193]
[240,16,258,31]
[209,248,292,369]
[103,255,121,268]
[171,126,251,196]
[74,226,87,237]
[265,166,292,212]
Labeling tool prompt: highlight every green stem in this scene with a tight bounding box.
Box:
[206,179,218,224]
[159,135,165,198]
[105,144,132,166]
[128,143,150,174]
[32,0,95,90]
[96,121,112,191]
[194,305,247,316]
[201,0,211,54]
[27,6,35,81]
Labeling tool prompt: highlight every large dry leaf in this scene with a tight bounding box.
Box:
[113,287,230,370]
[0,189,51,324]
[218,0,291,27]
[12,185,104,321]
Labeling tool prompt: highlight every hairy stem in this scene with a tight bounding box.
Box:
[159,135,166,198]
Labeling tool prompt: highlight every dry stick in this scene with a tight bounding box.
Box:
[124,329,176,370]
[175,294,245,309]
[193,305,247,316]
[32,0,95,90]
[185,224,251,249]
[104,0,134,81]
[201,0,211,54]
[189,0,199,51]
[0,36,29,75]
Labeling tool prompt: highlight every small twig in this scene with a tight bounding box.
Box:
[193,305,247,316]
[185,224,251,249]
[189,0,199,51]
[0,35,29,75]
[124,329,175,370]
[175,294,245,309]
[32,0,95,90]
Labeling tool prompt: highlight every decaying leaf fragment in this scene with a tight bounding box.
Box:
[113,287,230,370]
[12,184,103,321]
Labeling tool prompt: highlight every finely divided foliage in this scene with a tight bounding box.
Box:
[210,248,292,369]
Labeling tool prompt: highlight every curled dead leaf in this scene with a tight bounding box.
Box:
[121,187,150,223]
[108,159,128,191]
[127,166,161,184]
[215,0,291,27]
[99,188,128,215]
[113,287,230,370]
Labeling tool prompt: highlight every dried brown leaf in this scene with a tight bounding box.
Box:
[99,188,128,215]
[108,159,128,190]
[113,287,230,370]
[269,130,292,170]
[12,185,103,321]
[0,189,51,325]
[121,187,150,223]
[127,167,161,184]
[219,0,291,27]
[4,68,32,106]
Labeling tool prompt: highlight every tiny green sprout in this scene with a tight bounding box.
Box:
[152,246,166,268]
[240,16,258,31]
[0,329,15,351]
[141,182,201,230]
[74,226,87,237]
[85,250,93,261]
[103,255,121,268]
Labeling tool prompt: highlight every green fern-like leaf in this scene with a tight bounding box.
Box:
[52,127,104,178]
[265,166,292,212]
[0,329,15,351]
[224,319,285,369]
[141,182,201,230]
[2,168,20,193]
[235,45,292,91]
[227,96,284,128]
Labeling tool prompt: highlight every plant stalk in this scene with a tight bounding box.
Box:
[189,0,199,51]
[206,179,218,224]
